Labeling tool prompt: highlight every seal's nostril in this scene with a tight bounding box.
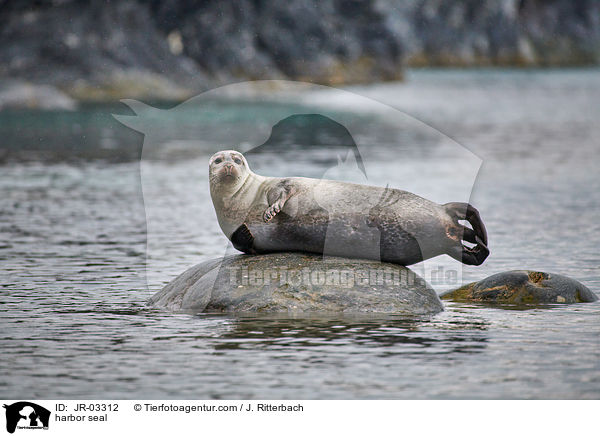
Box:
[223,163,235,176]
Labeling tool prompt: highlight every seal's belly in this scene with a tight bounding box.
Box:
[249,213,440,264]
[244,182,452,264]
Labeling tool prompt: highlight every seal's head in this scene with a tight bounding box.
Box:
[209,150,250,191]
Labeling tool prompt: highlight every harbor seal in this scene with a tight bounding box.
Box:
[209,150,489,266]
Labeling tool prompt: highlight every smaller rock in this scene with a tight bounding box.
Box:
[441,270,598,305]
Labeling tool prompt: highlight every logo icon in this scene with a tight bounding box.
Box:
[3,402,50,434]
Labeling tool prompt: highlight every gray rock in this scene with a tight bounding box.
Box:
[441,270,598,304]
[0,81,77,111]
[3,0,598,101]
[150,253,443,315]
[381,0,600,67]
[0,1,204,100]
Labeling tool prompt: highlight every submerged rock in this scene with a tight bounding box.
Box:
[150,253,443,315]
[441,270,598,304]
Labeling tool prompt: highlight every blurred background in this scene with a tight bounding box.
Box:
[1,0,599,107]
[1,0,599,399]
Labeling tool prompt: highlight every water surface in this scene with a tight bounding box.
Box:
[1,69,599,399]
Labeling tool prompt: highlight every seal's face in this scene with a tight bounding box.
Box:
[209,150,249,190]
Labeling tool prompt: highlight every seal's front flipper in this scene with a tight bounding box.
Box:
[263,202,282,222]
[263,180,297,222]
[230,224,256,254]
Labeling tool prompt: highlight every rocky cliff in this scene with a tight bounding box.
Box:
[0,0,598,104]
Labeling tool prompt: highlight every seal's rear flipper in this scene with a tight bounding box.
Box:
[444,202,489,265]
[230,224,256,254]
[447,237,489,265]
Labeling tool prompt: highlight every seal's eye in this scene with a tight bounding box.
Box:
[214,158,223,164]
[233,157,242,165]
